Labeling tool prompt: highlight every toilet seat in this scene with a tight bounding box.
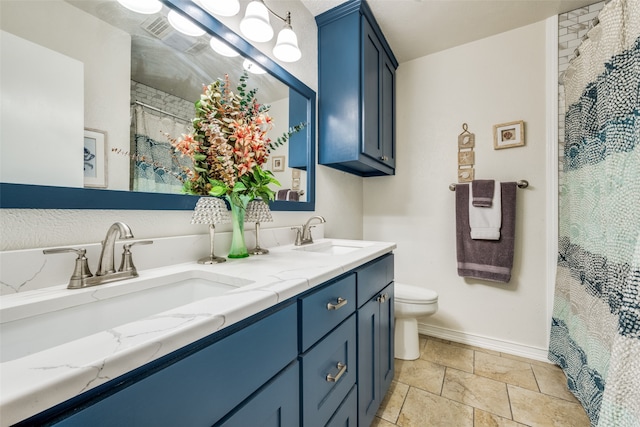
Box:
[395,282,438,304]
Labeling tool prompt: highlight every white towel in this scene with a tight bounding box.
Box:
[469,181,501,240]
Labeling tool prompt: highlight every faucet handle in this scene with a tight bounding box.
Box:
[43,247,93,289]
[119,240,153,274]
[291,226,303,246]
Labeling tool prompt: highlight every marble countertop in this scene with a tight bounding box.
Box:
[0,238,395,426]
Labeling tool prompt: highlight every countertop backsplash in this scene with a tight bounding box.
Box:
[0,224,325,296]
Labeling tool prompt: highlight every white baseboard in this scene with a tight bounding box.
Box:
[418,323,552,363]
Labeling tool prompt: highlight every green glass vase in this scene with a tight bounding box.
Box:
[225,194,251,259]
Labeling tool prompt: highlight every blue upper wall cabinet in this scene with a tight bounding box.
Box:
[316,0,398,177]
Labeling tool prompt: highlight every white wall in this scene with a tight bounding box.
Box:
[363,21,550,357]
[0,0,364,251]
[1,31,84,188]
[0,0,132,192]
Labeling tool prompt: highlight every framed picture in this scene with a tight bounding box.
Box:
[272,155,285,172]
[83,128,107,188]
[493,120,525,149]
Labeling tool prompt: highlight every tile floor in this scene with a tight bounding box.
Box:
[373,335,591,427]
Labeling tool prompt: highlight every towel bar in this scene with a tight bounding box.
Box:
[449,180,529,191]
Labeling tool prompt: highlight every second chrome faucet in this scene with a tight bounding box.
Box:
[293,216,326,246]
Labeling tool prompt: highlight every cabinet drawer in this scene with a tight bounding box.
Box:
[301,315,356,427]
[326,384,357,427]
[357,253,394,307]
[300,273,356,352]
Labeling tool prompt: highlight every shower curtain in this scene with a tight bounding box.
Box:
[549,1,640,426]
[132,105,192,193]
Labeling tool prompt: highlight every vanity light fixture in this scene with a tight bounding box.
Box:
[167,9,206,37]
[203,0,301,63]
[209,36,240,57]
[116,0,162,14]
[199,0,240,17]
[239,1,273,43]
[272,12,302,63]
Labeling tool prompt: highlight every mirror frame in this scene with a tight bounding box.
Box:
[0,0,315,211]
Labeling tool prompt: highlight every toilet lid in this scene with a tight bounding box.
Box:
[394,282,438,304]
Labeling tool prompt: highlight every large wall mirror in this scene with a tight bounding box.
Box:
[0,0,315,211]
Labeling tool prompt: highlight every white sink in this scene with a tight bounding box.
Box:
[293,239,375,255]
[0,270,252,363]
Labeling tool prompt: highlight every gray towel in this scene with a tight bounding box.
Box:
[456,182,517,283]
[471,180,495,207]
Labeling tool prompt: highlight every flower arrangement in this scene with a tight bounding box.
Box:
[169,72,304,210]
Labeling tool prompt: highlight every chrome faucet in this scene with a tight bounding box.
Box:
[293,215,326,246]
[96,221,134,276]
[44,222,152,289]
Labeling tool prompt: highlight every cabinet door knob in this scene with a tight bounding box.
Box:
[377,293,389,303]
[326,297,347,310]
[326,362,347,383]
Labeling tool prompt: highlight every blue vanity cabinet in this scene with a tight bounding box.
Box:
[316,0,398,177]
[356,254,395,427]
[46,303,298,427]
[22,253,395,427]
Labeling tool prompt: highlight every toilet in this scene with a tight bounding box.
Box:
[394,283,439,360]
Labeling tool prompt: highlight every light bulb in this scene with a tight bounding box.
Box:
[167,10,206,37]
[210,37,240,57]
[199,0,240,17]
[116,0,162,14]
[273,27,301,62]
[240,1,273,43]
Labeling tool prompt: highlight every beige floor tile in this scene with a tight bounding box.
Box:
[371,416,396,427]
[532,363,579,403]
[421,339,474,373]
[394,358,446,395]
[508,384,591,426]
[475,409,528,427]
[449,341,502,356]
[500,352,555,368]
[397,387,473,427]
[441,368,512,419]
[474,352,539,392]
[377,381,409,423]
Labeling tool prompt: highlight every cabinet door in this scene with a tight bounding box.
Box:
[357,283,395,427]
[215,361,299,427]
[379,283,395,395]
[362,16,383,163]
[357,294,380,427]
[381,56,396,169]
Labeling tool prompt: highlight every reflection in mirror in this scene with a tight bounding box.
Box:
[0,0,315,211]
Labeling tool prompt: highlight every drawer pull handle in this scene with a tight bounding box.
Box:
[377,293,389,303]
[327,297,347,311]
[326,362,347,383]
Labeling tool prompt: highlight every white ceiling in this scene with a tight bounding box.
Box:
[301,0,598,63]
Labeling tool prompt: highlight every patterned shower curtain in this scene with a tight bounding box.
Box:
[132,105,192,193]
[549,1,640,426]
